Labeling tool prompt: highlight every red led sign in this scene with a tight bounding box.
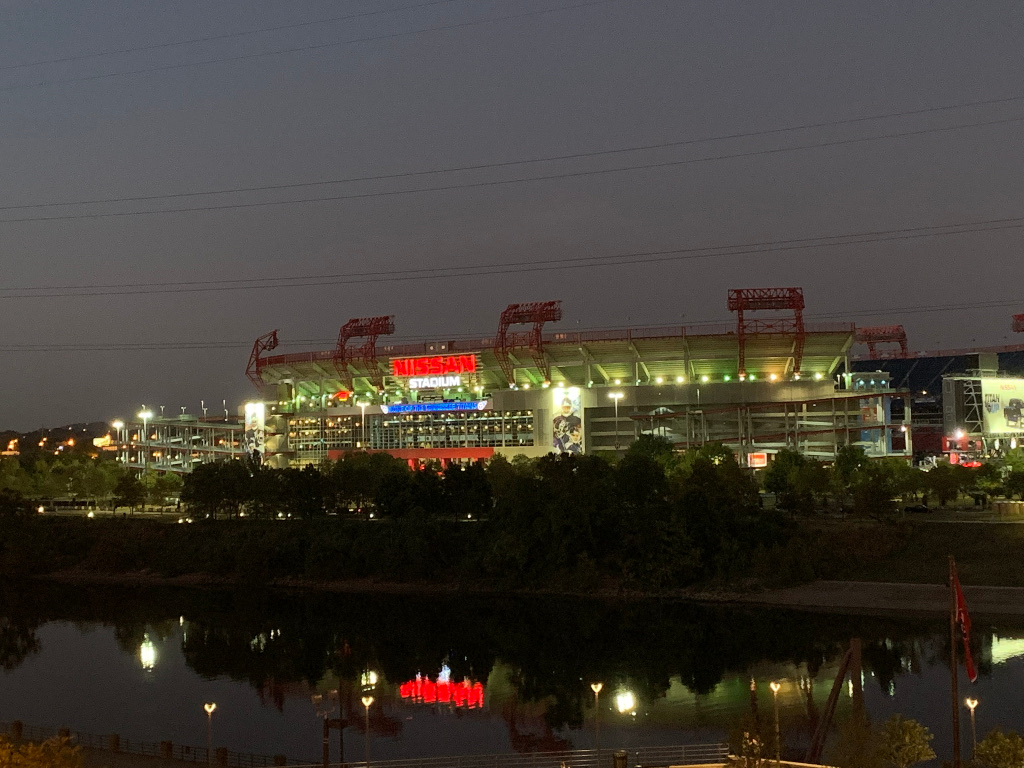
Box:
[399,677,484,708]
[391,355,478,378]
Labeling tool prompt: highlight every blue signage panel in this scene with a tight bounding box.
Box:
[380,401,489,415]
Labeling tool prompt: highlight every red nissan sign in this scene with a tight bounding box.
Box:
[392,355,477,377]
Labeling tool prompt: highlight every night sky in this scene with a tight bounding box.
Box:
[1,0,1022,430]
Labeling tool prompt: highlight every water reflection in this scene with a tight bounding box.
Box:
[140,634,156,670]
[0,584,1019,761]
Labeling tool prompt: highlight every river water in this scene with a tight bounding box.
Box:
[0,585,1022,764]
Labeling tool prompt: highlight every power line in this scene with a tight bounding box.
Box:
[0,0,465,72]
[2,112,1022,226]
[1,214,1022,298]
[0,0,618,93]
[5,93,1024,214]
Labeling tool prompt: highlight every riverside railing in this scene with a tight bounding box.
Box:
[3,720,727,768]
[3,720,292,767]
[291,743,731,768]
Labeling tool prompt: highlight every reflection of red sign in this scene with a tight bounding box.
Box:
[747,452,768,468]
[399,677,484,708]
[336,391,350,401]
[392,355,477,378]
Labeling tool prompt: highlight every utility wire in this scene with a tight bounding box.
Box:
[4,93,1024,214]
[4,111,1019,225]
[1,112,1022,226]
[1,214,1022,298]
[0,0,617,93]
[0,0,465,72]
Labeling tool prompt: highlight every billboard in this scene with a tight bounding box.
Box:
[552,387,583,454]
[981,378,1024,434]
[243,402,266,464]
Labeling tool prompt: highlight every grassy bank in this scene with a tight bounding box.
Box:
[825,519,1024,586]
[5,516,1021,596]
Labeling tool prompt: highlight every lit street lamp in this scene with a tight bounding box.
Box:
[769,681,781,763]
[361,696,374,767]
[358,401,368,448]
[965,698,979,757]
[590,683,603,760]
[203,703,217,768]
[111,420,124,469]
[608,392,624,451]
[138,408,153,472]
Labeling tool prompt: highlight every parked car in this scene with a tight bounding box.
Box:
[904,504,932,514]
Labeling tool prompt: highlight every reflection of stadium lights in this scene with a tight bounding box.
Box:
[361,670,379,687]
[615,691,636,714]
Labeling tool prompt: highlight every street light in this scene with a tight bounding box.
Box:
[312,691,340,768]
[358,401,368,448]
[608,392,624,451]
[361,696,374,767]
[111,420,124,466]
[965,698,979,757]
[769,681,781,763]
[590,683,603,759]
[138,408,153,472]
[203,703,217,768]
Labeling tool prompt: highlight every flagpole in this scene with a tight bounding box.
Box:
[950,555,962,768]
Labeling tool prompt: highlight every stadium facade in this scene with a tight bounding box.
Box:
[118,289,923,473]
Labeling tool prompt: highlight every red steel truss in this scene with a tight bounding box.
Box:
[727,287,805,377]
[493,301,562,385]
[855,325,908,357]
[1014,314,1024,333]
[246,330,279,388]
[333,316,396,391]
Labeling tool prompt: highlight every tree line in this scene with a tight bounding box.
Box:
[764,444,1024,517]
[0,454,182,515]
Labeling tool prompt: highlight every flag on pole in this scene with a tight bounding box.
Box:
[952,568,978,683]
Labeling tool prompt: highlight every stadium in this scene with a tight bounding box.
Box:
[118,287,939,472]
